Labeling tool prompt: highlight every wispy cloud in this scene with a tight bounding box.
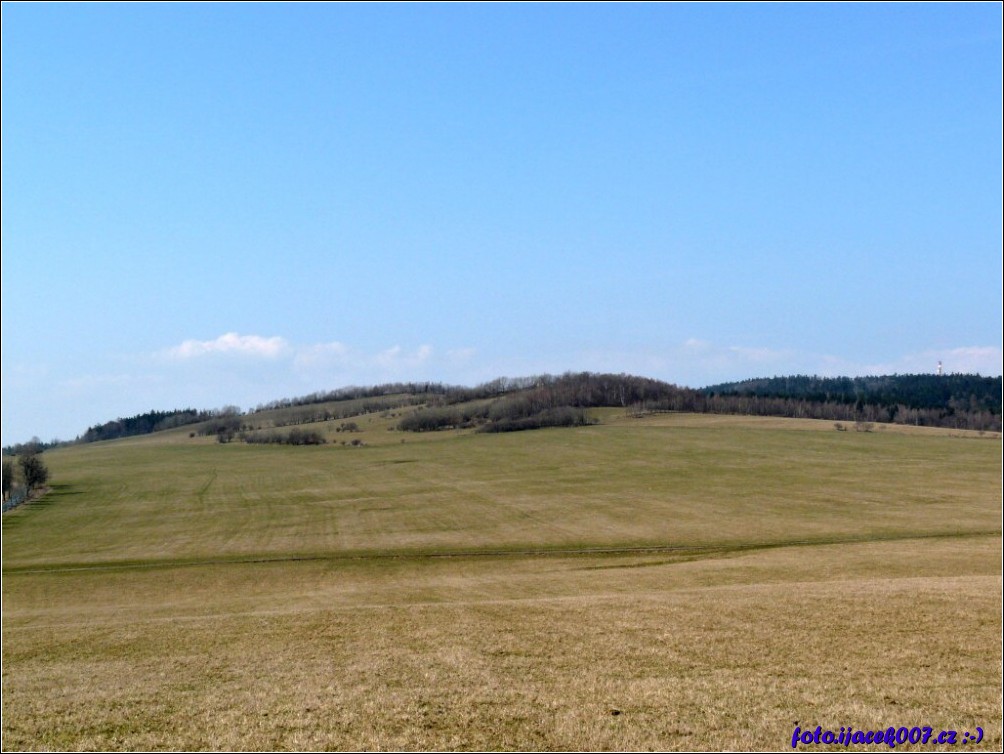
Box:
[155,334,463,389]
[162,332,290,360]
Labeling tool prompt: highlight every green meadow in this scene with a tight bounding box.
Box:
[2,410,1001,750]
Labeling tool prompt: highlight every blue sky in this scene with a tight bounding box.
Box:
[2,3,1001,445]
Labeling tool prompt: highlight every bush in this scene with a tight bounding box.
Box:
[397,408,463,432]
[479,407,591,433]
[240,429,326,446]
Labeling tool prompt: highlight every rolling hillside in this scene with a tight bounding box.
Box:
[2,403,1000,750]
[6,371,1000,458]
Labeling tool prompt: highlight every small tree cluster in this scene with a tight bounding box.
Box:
[478,406,591,433]
[396,403,494,432]
[199,414,244,443]
[239,428,326,446]
[396,392,596,434]
[2,451,50,501]
[19,454,49,491]
[397,407,465,432]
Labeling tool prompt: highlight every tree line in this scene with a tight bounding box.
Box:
[703,374,1000,414]
[396,371,1001,434]
[700,374,1001,431]
[2,446,50,507]
[77,408,225,444]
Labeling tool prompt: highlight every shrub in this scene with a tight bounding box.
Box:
[479,407,591,433]
[240,429,326,446]
[397,408,462,432]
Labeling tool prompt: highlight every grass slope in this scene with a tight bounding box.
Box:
[2,412,1001,750]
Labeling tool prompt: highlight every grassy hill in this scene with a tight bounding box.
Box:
[2,407,1001,750]
[9,370,998,457]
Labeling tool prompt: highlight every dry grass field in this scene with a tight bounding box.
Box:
[2,411,1001,750]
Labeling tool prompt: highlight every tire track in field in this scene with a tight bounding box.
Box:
[197,469,217,504]
[2,529,996,575]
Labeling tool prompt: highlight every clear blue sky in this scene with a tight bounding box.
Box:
[2,3,1001,445]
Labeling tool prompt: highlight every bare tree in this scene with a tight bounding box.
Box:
[2,458,14,501]
[18,453,49,493]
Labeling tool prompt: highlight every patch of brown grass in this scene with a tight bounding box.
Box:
[3,536,1000,750]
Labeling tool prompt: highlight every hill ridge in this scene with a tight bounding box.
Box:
[5,371,1001,454]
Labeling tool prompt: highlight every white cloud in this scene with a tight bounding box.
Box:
[163,332,290,360]
[158,334,448,372]
[292,341,351,370]
[376,344,434,369]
